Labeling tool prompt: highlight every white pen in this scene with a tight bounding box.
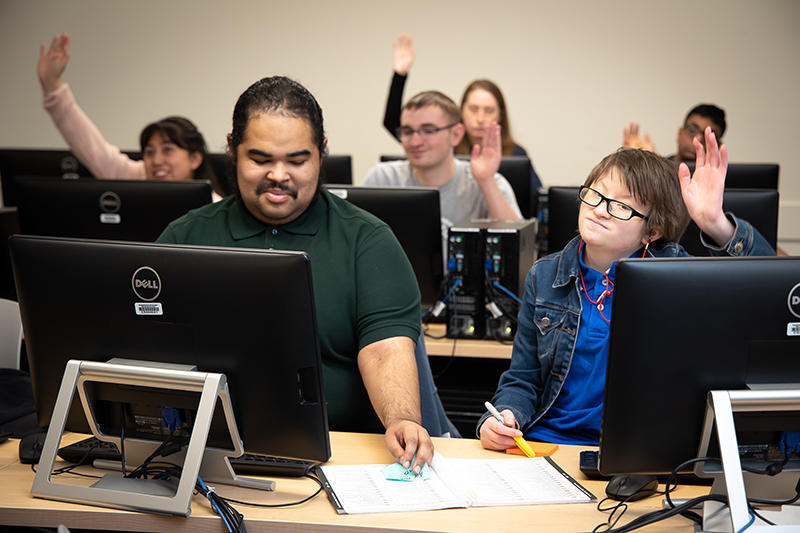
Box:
[485,401,536,457]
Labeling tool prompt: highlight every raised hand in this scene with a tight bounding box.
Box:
[470,121,502,183]
[38,33,71,93]
[622,122,655,152]
[678,126,734,246]
[392,34,415,76]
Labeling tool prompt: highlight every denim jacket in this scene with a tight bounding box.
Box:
[477,214,775,437]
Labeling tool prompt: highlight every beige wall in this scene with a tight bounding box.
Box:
[1,0,799,252]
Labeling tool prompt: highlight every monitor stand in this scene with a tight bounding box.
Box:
[695,389,800,532]
[32,359,274,517]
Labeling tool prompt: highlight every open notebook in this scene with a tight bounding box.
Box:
[317,452,595,514]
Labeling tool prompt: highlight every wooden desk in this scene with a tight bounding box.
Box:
[0,432,708,532]
[423,324,513,359]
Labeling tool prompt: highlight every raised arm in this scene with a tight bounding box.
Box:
[358,336,433,474]
[38,34,145,180]
[678,127,734,246]
[38,33,70,93]
[384,34,415,141]
[470,122,521,220]
[622,122,655,152]
[393,34,415,76]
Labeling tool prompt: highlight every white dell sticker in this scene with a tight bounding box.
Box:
[135,302,163,316]
[788,323,800,337]
[100,213,121,224]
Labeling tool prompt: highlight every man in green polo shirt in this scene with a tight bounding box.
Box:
[157,76,432,474]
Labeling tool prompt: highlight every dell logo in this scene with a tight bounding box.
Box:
[60,156,79,174]
[132,266,161,301]
[789,284,800,319]
[99,191,121,213]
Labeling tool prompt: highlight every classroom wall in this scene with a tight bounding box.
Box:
[1,0,798,252]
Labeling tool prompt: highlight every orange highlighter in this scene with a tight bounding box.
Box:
[485,401,536,458]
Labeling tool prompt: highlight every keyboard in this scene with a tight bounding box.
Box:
[58,436,317,477]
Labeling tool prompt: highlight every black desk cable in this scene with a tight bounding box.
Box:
[591,456,800,533]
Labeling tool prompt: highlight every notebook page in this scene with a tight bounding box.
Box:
[446,456,595,506]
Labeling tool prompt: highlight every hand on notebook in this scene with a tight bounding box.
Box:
[480,408,523,451]
[384,420,433,475]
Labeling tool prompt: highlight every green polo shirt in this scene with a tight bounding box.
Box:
[157,190,421,432]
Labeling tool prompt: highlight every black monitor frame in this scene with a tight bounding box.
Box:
[206,153,353,197]
[683,162,779,190]
[10,235,331,463]
[324,184,443,307]
[598,256,800,476]
[545,186,779,256]
[679,189,779,255]
[545,186,581,254]
[13,177,212,242]
[0,148,141,207]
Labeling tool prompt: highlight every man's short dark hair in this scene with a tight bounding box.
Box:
[227,76,328,200]
[685,104,726,138]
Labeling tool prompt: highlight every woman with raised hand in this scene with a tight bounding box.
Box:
[383,34,541,190]
[38,33,221,198]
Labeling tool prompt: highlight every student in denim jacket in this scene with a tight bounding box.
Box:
[478,128,775,447]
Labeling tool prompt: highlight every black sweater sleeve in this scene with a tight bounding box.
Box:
[383,72,407,141]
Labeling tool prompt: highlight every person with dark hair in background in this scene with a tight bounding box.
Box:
[623,103,726,163]
[158,76,435,474]
[384,34,542,191]
[38,33,222,199]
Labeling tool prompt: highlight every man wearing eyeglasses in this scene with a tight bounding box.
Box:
[363,91,522,240]
[622,104,726,163]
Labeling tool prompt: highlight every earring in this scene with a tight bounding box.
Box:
[642,238,652,258]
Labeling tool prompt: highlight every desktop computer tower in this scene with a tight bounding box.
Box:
[445,225,485,339]
[446,219,537,341]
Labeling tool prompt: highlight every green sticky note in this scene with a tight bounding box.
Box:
[381,455,431,482]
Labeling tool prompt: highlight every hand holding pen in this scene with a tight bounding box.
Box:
[480,401,536,457]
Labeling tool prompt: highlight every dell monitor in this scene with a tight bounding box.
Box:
[10,235,330,463]
[683,162,779,190]
[324,184,444,308]
[598,256,800,478]
[545,186,581,253]
[320,155,353,185]
[545,186,779,256]
[207,153,353,197]
[13,177,212,242]
[0,148,141,206]
[679,189,779,256]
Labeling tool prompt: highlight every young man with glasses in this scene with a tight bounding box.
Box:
[363,91,521,240]
[623,103,726,162]
[478,128,773,447]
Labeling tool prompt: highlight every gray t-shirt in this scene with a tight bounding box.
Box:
[363,159,523,231]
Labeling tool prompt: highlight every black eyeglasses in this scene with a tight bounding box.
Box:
[396,123,459,139]
[682,123,704,138]
[579,186,649,221]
